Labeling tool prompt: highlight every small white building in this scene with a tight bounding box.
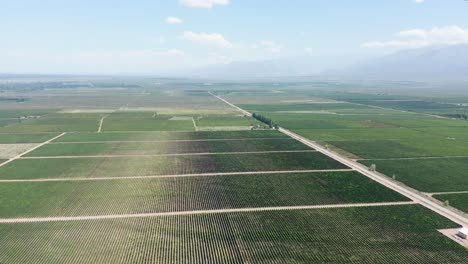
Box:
[457,227,468,239]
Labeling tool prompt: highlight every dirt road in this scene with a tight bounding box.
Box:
[0,133,66,168]
[0,169,354,182]
[0,201,416,223]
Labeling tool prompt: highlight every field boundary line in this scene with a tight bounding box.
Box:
[428,191,468,196]
[50,137,293,144]
[210,92,468,227]
[191,117,198,131]
[97,115,108,133]
[0,133,66,168]
[0,169,354,182]
[0,201,416,223]
[21,150,317,159]
[358,156,468,161]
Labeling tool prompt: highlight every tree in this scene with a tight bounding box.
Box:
[252,112,278,129]
[369,164,377,172]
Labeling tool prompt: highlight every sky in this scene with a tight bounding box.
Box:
[1,0,468,74]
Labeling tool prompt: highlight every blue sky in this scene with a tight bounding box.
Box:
[1,0,468,74]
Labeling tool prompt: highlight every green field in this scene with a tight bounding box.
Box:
[0,152,348,179]
[239,102,372,112]
[0,133,58,143]
[102,113,194,131]
[0,171,408,218]
[54,130,288,142]
[434,193,468,212]
[0,113,102,132]
[360,158,468,192]
[26,138,309,157]
[1,80,468,261]
[0,205,465,263]
[195,115,259,127]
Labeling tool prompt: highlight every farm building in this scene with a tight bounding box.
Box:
[457,228,468,239]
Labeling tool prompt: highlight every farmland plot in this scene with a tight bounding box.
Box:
[0,152,348,179]
[25,138,309,157]
[0,133,59,143]
[0,113,102,132]
[359,158,468,192]
[434,193,468,213]
[102,113,194,131]
[0,171,408,218]
[54,130,288,142]
[0,205,465,263]
[194,115,259,127]
[0,144,37,159]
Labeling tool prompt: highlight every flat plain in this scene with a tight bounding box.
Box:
[0,79,467,263]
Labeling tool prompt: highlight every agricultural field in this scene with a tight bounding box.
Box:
[0,133,59,143]
[0,151,347,179]
[194,115,259,127]
[0,171,408,218]
[0,205,466,263]
[434,193,468,213]
[231,88,468,214]
[54,130,288,142]
[25,138,309,157]
[0,113,103,132]
[359,158,468,192]
[102,113,195,132]
[1,80,467,262]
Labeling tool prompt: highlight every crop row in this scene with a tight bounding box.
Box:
[359,158,468,192]
[54,130,288,142]
[0,171,408,218]
[0,152,348,180]
[0,205,464,263]
[26,138,309,157]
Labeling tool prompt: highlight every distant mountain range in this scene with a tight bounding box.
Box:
[333,44,468,80]
[182,55,359,79]
[183,44,468,81]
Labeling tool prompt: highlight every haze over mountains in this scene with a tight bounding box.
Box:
[184,44,468,81]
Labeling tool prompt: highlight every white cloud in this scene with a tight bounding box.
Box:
[182,31,233,48]
[166,17,183,24]
[363,26,468,48]
[413,0,425,3]
[258,40,281,53]
[180,0,230,9]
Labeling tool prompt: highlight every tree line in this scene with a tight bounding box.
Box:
[252,113,278,129]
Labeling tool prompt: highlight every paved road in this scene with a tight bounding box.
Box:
[0,133,66,168]
[0,201,416,223]
[22,150,316,159]
[0,169,354,182]
[211,92,468,227]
